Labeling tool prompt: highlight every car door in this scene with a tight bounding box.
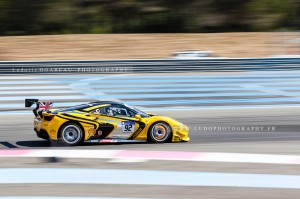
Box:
[94,104,140,139]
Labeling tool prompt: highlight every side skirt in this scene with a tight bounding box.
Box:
[85,138,147,144]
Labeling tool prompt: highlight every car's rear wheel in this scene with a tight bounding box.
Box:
[60,123,84,146]
[148,122,172,143]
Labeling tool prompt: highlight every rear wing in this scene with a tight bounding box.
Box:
[25,99,53,117]
[25,99,39,108]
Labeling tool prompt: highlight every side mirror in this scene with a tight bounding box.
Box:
[135,114,142,121]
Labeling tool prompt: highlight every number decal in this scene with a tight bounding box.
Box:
[124,124,132,131]
[122,121,135,133]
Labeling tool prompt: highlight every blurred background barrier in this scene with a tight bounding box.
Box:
[0,57,300,74]
[1,67,300,112]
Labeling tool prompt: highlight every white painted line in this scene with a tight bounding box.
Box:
[26,150,121,159]
[1,168,300,189]
[193,153,300,164]
[1,150,300,165]
[107,158,147,163]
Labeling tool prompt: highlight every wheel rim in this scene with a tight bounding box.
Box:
[151,123,170,142]
[62,125,81,144]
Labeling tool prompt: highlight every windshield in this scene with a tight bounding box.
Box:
[125,104,149,118]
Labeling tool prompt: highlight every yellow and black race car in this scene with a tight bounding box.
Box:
[25,99,189,146]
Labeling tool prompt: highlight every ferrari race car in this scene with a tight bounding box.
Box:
[25,99,189,146]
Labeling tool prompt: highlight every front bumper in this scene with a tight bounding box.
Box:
[172,124,190,142]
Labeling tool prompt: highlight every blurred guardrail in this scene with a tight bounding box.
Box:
[0,57,299,74]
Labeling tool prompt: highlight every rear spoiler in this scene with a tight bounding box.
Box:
[25,99,40,117]
[25,99,39,108]
[25,99,53,117]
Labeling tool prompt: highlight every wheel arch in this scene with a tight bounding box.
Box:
[147,121,173,143]
[57,120,85,140]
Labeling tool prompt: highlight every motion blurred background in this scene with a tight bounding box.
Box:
[1,1,300,199]
[0,0,299,60]
[1,0,299,35]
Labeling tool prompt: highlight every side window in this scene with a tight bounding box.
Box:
[91,107,107,115]
[112,107,129,117]
[91,105,137,118]
[126,108,136,117]
[107,105,135,117]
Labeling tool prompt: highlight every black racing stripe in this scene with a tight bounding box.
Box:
[77,108,89,112]
[128,121,146,140]
[62,114,118,139]
[62,113,146,140]
[103,115,147,140]
[106,115,139,122]
[57,114,98,129]
[62,113,98,123]
[95,123,115,138]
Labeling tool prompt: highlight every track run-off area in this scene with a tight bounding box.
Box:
[0,69,300,198]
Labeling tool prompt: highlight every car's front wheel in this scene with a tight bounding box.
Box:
[60,123,84,146]
[148,122,172,143]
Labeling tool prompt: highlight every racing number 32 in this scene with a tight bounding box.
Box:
[122,121,135,133]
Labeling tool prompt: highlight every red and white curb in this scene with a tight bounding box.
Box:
[1,149,300,165]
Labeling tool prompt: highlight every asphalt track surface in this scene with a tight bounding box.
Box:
[1,71,300,198]
[0,107,300,153]
[1,106,300,199]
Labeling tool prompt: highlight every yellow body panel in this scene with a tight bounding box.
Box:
[33,103,189,143]
[134,115,190,142]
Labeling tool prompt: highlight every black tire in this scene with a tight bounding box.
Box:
[148,122,172,143]
[60,123,84,146]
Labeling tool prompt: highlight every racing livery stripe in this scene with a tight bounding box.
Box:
[109,116,146,140]
[128,121,146,140]
[93,123,115,138]
[56,114,99,130]
[83,104,109,112]
[60,113,116,138]
[96,115,147,140]
[62,113,98,124]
